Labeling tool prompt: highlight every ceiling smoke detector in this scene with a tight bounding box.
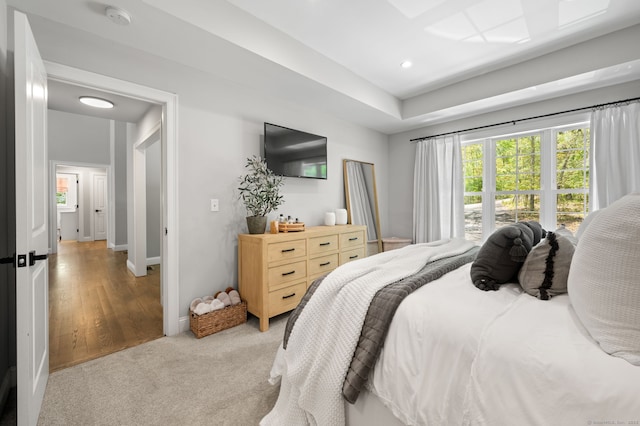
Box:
[105,6,131,26]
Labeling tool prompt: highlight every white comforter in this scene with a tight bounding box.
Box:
[262,239,476,426]
[369,263,640,425]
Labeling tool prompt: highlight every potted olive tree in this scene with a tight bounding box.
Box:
[238,156,285,234]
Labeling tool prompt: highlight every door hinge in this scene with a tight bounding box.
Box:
[164,227,168,235]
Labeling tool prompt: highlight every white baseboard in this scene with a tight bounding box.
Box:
[112,244,128,252]
[126,259,136,275]
[146,256,161,266]
[80,237,93,242]
[179,316,190,333]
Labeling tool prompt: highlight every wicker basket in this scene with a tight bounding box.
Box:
[190,301,247,339]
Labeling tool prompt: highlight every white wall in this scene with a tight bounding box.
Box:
[27,18,390,317]
[49,110,116,243]
[48,109,110,164]
[146,140,161,260]
[113,121,128,247]
[127,105,161,275]
[387,80,640,240]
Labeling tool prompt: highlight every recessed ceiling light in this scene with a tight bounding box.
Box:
[401,60,413,69]
[105,6,132,26]
[79,96,114,109]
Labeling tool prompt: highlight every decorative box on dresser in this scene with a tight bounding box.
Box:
[238,224,366,331]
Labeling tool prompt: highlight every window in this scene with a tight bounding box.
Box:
[462,122,589,242]
[56,176,69,207]
[56,173,78,210]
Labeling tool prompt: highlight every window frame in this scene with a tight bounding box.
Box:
[461,115,590,241]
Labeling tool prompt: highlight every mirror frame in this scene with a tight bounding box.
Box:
[343,159,383,254]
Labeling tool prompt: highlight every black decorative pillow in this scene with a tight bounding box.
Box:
[518,232,575,300]
[470,221,545,291]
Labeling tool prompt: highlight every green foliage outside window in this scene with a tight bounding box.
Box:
[56,192,67,205]
[462,127,590,239]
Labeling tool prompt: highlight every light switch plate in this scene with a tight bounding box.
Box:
[210,199,219,212]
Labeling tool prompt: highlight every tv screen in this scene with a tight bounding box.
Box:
[264,123,327,179]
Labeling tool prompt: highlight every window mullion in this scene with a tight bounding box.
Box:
[540,129,555,230]
[483,138,495,239]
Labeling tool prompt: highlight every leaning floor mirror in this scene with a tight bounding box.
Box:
[343,159,383,255]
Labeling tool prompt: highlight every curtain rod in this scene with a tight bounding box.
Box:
[410,96,640,142]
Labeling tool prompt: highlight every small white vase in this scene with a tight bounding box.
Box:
[335,208,348,225]
[324,212,336,226]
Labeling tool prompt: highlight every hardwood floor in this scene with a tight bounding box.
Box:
[49,240,163,372]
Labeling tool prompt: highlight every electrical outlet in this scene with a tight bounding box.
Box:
[210,199,219,212]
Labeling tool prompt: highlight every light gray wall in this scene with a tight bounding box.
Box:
[114,121,128,247]
[49,110,112,241]
[48,109,110,165]
[0,0,16,405]
[146,140,161,260]
[27,18,390,317]
[387,80,640,240]
[127,105,162,271]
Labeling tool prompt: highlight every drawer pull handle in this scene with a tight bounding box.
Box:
[320,261,331,266]
[282,270,296,276]
[349,237,358,241]
[281,248,295,253]
[350,255,359,259]
[319,242,331,246]
[282,293,296,299]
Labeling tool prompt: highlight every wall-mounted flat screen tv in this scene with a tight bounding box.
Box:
[264,122,327,180]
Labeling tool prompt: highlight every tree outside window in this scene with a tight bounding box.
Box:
[462,123,589,242]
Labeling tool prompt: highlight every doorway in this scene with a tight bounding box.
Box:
[43,64,179,372]
[48,135,163,372]
[45,61,179,338]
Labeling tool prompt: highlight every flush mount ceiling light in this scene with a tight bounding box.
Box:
[79,96,114,109]
[105,6,132,26]
[401,60,413,69]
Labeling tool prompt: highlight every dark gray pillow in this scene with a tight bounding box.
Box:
[470,221,545,291]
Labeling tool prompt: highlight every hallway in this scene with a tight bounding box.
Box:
[49,241,163,372]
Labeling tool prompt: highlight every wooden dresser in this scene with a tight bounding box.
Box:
[238,224,366,331]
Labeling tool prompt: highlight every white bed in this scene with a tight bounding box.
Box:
[346,263,640,425]
[263,194,640,426]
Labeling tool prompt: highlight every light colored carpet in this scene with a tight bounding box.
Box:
[38,314,287,426]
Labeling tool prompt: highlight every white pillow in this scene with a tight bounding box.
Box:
[519,232,575,300]
[554,225,577,246]
[568,194,640,365]
[575,209,602,240]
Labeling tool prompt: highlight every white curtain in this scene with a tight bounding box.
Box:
[346,161,377,241]
[413,135,465,243]
[590,102,640,210]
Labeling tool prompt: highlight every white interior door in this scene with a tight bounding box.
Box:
[93,173,107,240]
[14,10,49,426]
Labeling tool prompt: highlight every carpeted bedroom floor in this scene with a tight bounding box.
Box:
[37,313,288,426]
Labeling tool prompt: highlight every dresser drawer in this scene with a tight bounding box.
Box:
[268,260,307,290]
[308,234,339,255]
[308,253,338,277]
[267,239,306,263]
[269,282,306,317]
[340,247,365,265]
[340,231,365,250]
